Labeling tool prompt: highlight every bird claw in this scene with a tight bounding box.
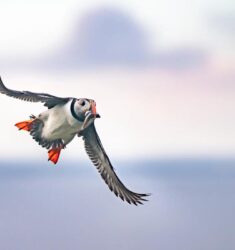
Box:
[48,147,62,164]
[15,119,35,131]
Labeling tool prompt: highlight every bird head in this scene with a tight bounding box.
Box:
[71,98,100,123]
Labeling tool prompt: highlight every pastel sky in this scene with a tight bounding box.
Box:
[0,0,234,160]
[0,0,234,62]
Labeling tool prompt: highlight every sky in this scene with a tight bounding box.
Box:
[0,2,234,250]
[0,0,234,63]
[0,0,234,160]
[0,160,235,250]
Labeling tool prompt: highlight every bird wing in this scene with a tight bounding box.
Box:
[0,77,69,108]
[82,123,149,205]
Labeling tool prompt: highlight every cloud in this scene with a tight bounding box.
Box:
[41,7,207,70]
[43,7,151,68]
[155,47,207,69]
[208,12,235,38]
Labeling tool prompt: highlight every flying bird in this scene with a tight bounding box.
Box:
[0,77,149,205]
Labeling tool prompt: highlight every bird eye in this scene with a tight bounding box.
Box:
[80,100,86,106]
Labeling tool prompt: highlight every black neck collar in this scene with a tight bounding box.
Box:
[70,99,85,122]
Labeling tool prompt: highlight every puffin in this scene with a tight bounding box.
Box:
[0,77,149,205]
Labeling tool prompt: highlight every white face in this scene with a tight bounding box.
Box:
[74,98,96,120]
[72,98,90,120]
[75,98,91,113]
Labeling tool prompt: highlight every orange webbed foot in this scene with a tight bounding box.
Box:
[15,119,34,131]
[48,148,62,164]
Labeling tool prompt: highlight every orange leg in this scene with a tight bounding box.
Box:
[15,119,34,131]
[48,148,62,164]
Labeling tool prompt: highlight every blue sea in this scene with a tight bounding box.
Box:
[0,159,234,250]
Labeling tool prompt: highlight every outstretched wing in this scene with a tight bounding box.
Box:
[82,123,149,205]
[0,77,69,108]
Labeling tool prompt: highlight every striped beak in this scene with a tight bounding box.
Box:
[89,100,100,118]
[91,101,97,115]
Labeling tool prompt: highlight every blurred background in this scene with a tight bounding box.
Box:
[0,1,234,250]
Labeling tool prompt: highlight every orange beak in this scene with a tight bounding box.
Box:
[91,101,97,115]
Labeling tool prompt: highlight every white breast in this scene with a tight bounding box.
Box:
[40,100,83,145]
